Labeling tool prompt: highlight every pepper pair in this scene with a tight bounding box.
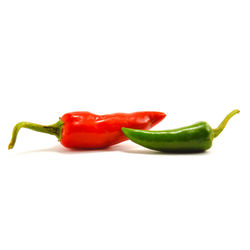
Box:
[8,110,239,153]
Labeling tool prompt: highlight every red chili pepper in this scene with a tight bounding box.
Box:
[8,111,166,149]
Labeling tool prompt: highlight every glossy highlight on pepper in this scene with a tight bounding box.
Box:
[8,111,166,149]
[122,109,240,153]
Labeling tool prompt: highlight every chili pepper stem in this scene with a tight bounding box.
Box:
[213,109,240,138]
[8,119,64,150]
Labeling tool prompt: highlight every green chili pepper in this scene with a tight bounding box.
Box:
[121,109,240,153]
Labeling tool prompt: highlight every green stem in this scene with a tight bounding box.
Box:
[213,109,240,138]
[8,119,64,150]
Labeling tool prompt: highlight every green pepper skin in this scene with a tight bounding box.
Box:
[121,109,240,153]
[122,122,213,152]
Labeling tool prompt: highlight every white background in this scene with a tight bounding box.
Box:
[0,0,249,249]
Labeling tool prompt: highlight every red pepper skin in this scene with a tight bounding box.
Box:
[60,111,166,149]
